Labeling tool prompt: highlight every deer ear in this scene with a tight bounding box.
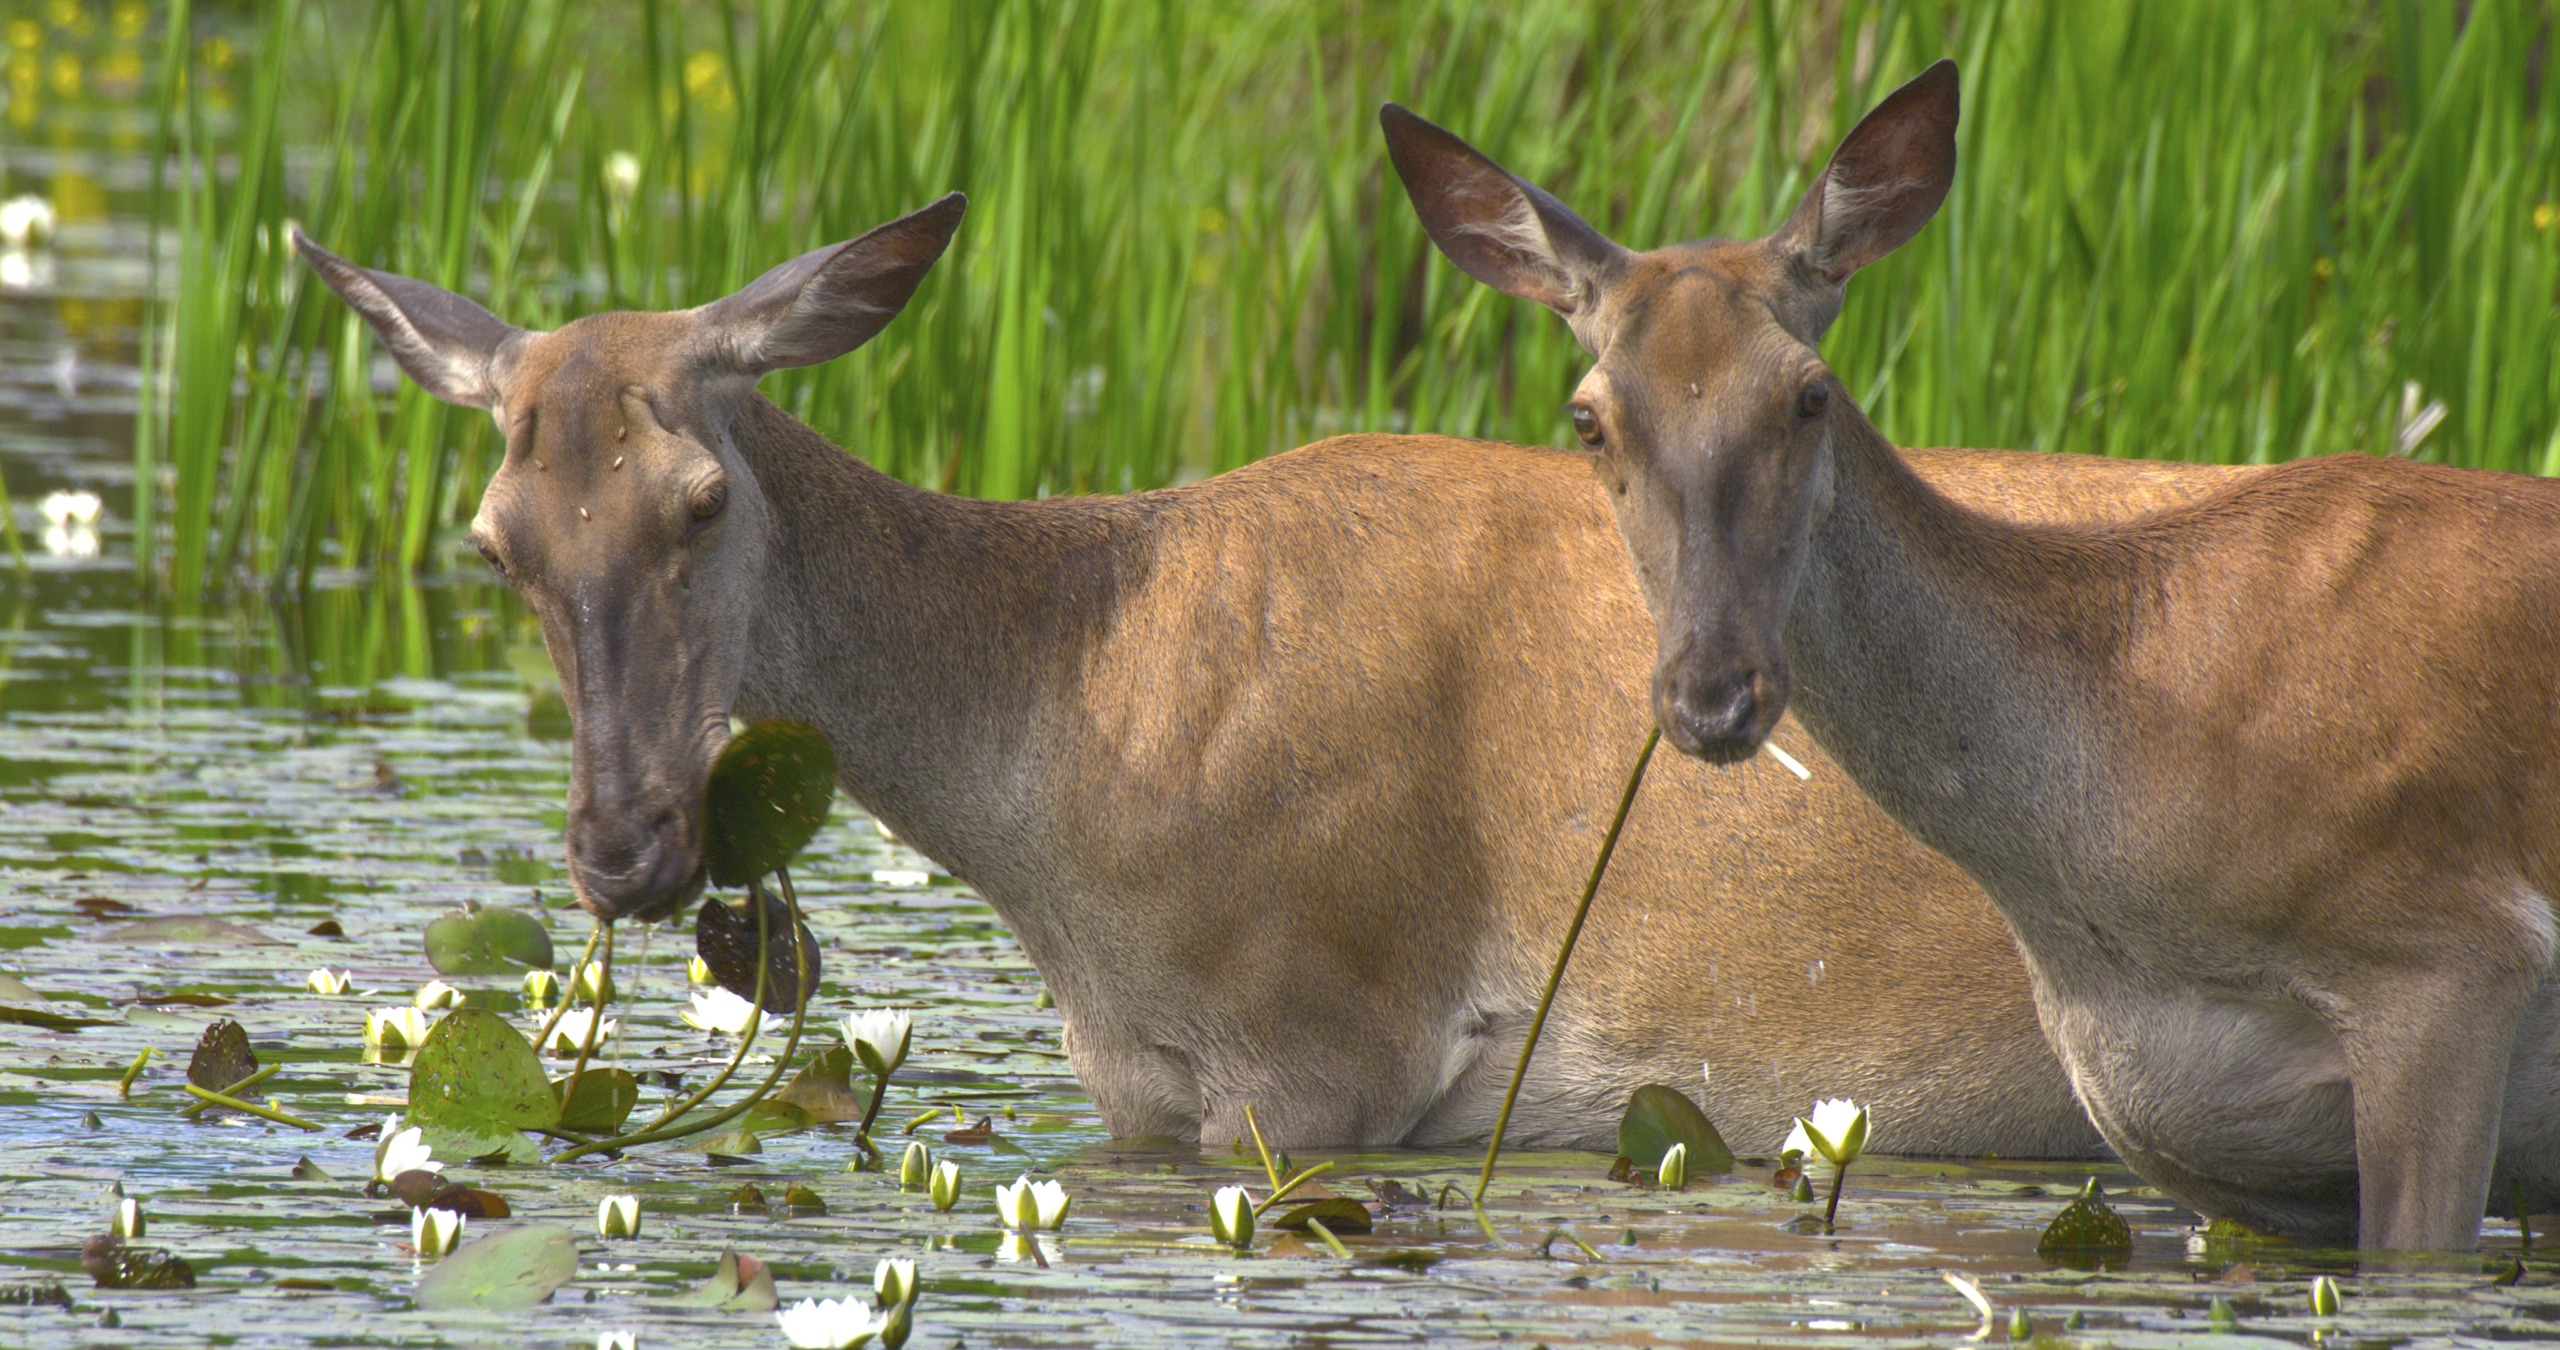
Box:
[698,193,967,376]
[291,229,524,410]
[1774,60,1959,285]
[1380,103,1622,317]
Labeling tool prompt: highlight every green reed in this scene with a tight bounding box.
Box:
[135,0,2560,590]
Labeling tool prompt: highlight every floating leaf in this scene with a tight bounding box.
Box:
[289,1156,334,1182]
[408,1009,560,1158]
[1615,1085,1733,1175]
[2036,1178,2133,1261]
[769,1046,868,1124]
[114,916,282,945]
[186,1019,257,1093]
[0,972,45,1001]
[702,720,836,886]
[674,1247,777,1312]
[726,1183,768,1212]
[694,889,820,1013]
[781,1183,826,1214]
[1274,1196,1374,1234]
[81,1237,195,1289]
[410,1224,577,1311]
[0,1005,112,1030]
[422,901,554,976]
[555,1068,639,1133]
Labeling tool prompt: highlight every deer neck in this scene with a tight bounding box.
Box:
[722,394,1132,882]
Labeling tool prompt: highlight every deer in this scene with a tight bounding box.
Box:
[291,195,2241,1160]
[1384,61,2560,1249]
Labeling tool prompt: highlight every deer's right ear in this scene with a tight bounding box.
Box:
[698,192,967,377]
[291,230,523,410]
[1380,104,1621,318]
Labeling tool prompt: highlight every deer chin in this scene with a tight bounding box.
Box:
[570,848,706,924]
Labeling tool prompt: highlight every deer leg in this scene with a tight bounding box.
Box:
[2340,972,2530,1252]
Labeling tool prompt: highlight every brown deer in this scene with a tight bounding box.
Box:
[291,199,2235,1157]
[1386,62,2560,1248]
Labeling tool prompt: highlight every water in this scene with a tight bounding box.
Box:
[4,24,2556,1350]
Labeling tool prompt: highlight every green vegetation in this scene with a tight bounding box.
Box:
[137,0,2560,588]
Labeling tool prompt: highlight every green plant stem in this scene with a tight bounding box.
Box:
[557,921,615,1105]
[181,1083,321,1130]
[1822,1161,1848,1232]
[1240,1103,1338,1216]
[177,1064,278,1118]
[630,880,774,1135]
[529,922,607,1054]
[1474,727,1659,1206]
[115,1047,153,1099]
[1303,1216,1350,1258]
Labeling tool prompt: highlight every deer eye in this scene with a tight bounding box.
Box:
[1568,404,1604,447]
[473,537,508,578]
[1797,379,1830,419]
[690,478,728,523]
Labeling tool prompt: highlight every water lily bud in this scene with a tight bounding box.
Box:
[305,968,351,995]
[1209,1185,1254,1248]
[111,1196,144,1238]
[994,1175,1069,1231]
[570,961,613,1004]
[364,1006,431,1054]
[372,1113,444,1183]
[2310,1274,2342,1316]
[595,1334,637,1350]
[843,1009,912,1081]
[1797,1098,1869,1167]
[597,1194,642,1239]
[928,1159,961,1212]
[522,969,562,1007]
[1789,1173,1815,1203]
[878,1298,912,1350]
[775,1296,888,1350]
[2008,1307,2032,1340]
[681,987,764,1037]
[898,1141,931,1190]
[1657,1142,1688,1191]
[2207,1295,2238,1328]
[414,979,462,1010]
[873,1256,917,1309]
[686,955,714,985]
[411,1206,464,1259]
[535,1008,618,1056]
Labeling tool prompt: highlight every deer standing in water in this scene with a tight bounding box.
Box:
[294,195,2234,1157]
[1387,62,2560,1248]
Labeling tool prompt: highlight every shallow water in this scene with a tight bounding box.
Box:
[5,26,2558,1350]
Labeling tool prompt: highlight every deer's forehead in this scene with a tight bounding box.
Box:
[1597,256,1790,395]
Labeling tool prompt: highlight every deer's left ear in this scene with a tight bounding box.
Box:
[292,229,528,410]
[696,193,967,377]
[1772,60,1959,285]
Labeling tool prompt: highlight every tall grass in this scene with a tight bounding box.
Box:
[138,0,2560,589]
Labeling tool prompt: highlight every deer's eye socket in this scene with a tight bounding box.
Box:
[474,538,508,578]
[1569,404,1604,447]
[690,478,728,524]
[1797,379,1830,419]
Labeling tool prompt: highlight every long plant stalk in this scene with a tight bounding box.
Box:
[556,921,617,1107]
[1473,727,1659,1207]
[529,922,607,1053]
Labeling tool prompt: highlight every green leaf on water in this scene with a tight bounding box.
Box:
[2036,1177,2134,1258]
[1615,1084,1733,1175]
[674,1246,777,1312]
[408,1009,560,1158]
[768,1045,867,1124]
[409,1223,577,1311]
[115,915,282,945]
[702,720,836,886]
[1274,1195,1374,1234]
[554,1067,638,1133]
[422,901,554,975]
[186,1018,257,1091]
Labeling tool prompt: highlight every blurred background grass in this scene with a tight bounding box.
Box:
[22,0,2559,589]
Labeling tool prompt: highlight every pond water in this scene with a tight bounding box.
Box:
[5,34,2557,1350]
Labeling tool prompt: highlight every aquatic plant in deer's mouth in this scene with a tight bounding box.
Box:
[776,1296,887,1349]
[995,1176,1070,1230]
[373,1115,444,1184]
[682,987,766,1037]
[1209,1186,1255,1249]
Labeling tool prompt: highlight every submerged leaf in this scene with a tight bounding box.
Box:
[423,901,554,975]
[408,1009,561,1152]
[693,889,820,1013]
[1615,1085,1734,1175]
[409,1224,577,1311]
[185,1019,257,1093]
[2036,1178,2133,1259]
[702,720,836,886]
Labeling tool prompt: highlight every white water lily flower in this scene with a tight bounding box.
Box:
[595,1334,637,1350]
[1657,1141,1689,1191]
[38,489,99,527]
[928,1159,961,1212]
[898,1140,931,1190]
[111,1196,144,1238]
[570,961,614,1004]
[1209,1185,1254,1248]
[0,195,56,249]
[775,1295,887,1349]
[873,1256,917,1309]
[365,1006,432,1054]
[373,1113,444,1183]
[871,869,930,887]
[686,955,714,985]
[411,1205,464,1258]
[522,968,562,1007]
[994,1174,1069,1231]
[1781,1118,1815,1161]
[681,986,765,1037]
[305,967,352,995]
[537,1007,618,1056]
[414,979,463,1010]
[1797,1097,1869,1167]
[597,1194,642,1239]
[842,1009,911,1080]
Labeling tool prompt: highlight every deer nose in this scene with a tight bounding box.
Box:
[1659,670,1766,765]
[569,807,694,921]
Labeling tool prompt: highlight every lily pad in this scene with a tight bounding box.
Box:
[410,1224,577,1311]
[423,901,554,975]
[408,1010,560,1156]
[81,1237,195,1289]
[694,889,821,1013]
[702,720,836,886]
[0,1005,112,1031]
[1615,1084,1733,1175]
[1274,1195,1374,1234]
[116,915,282,945]
[674,1247,777,1312]
[769,1045,867,1124]
[2036,1178,2133,1260]
[186,1018,257,1092]
[0,971,45,1001]
[555,1067,639,1133]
